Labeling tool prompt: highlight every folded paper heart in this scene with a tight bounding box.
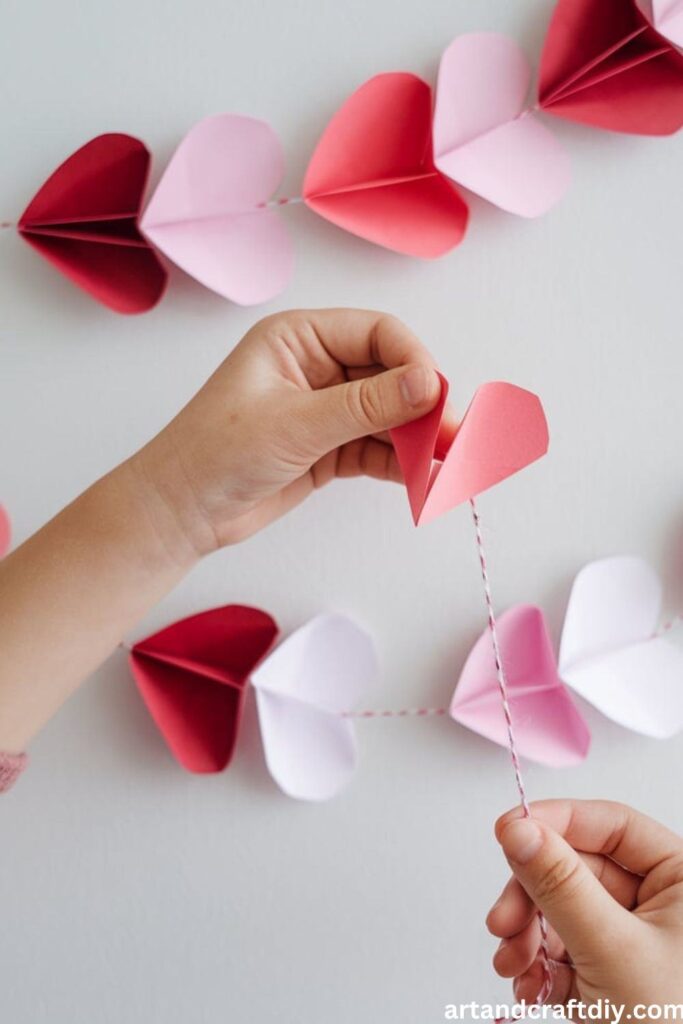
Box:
[140,115,295,305]
[303,72,469,257]
[250,614,377,800]
[0,506,10,558]
[434,34,571,217]
[390,375,549,526]
[130,608,376,800]
[18,134,168,313]
[451,605,591,767]
[130,605,278,773]
[559,556,683,737]
[539,0,683,135]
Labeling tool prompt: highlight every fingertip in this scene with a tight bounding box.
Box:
[494,806,525,842]
[398,364,441,411]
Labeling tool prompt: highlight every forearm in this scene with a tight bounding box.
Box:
[0,458,198,751]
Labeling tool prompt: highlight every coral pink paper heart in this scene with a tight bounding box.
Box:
[303,73,469,257]
[390,376,549,526]
[433,33,570,217]
[140,115,294,305]
[451,605,590,767]
[130,605,278,773]
[0,506,10,557]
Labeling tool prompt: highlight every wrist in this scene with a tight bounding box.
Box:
[124,430,219,563]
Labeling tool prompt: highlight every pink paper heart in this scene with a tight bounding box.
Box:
[434,34,571,217]
[140,115,294,306]
[451,605,591,767]
[391,376,549,527]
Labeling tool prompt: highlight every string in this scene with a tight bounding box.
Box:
[469,497,555,1006]
[343,706,448,718]
[256,196,304,208]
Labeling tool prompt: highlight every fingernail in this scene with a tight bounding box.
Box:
[500,820,543,865]
[399,366,434,407]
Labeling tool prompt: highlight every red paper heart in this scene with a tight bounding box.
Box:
[539,0,683,135]
[391,376,549,526]
[303,73,469,258]
[130,606,278,773]
[19,134,168,313]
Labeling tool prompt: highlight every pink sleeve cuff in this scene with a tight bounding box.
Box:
[0,752,28,793]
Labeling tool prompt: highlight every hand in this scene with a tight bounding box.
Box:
[487,800,683,1017]
[131,308,452,551]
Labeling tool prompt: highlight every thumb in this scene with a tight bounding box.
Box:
[293,364,442,456]
[497,816,635,962]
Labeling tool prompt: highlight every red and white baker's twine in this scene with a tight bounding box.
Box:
[469,497,555,1005]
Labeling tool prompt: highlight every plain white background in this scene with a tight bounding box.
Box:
[1,1,682,1021]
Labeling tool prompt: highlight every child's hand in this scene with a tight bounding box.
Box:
[132,308,450,552]
[488,800,683,1014]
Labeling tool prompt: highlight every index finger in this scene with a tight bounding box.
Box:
[496,799,683,877]
[307,309,460,444]
[306,308,437,371]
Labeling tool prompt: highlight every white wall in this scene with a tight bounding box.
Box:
[1,1,682,1021]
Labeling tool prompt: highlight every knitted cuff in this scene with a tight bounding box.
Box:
[0,752,28,793]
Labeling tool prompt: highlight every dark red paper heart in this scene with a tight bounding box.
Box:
[539,0,683,135]
[19,133,168,313]
[130,605,279,773]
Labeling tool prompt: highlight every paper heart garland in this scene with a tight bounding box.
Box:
[18,134,168,313]
[434,34,571,217]
[0,506,10,558]
[303,73,469,257]
[130,605,278,772]
[559,556,683,738]
[390,375,549,526]
[9,12,683,312]
[140,115,295,306]
[539,0,683,135]
[130,608,376,800]
[451,605,591,767]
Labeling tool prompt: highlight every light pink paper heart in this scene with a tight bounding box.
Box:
[434,33,571,217]
[451,605,590,768]
[140,115,294,306]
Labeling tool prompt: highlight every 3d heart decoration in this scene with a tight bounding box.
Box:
[140,115,295,306]
[390,376,549,526]
[4,1,681,312]
[451,605,591,768]
[302,73,469,257]
[18,134,167,313]
[539,0,683,135]
[433,34,571,217]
